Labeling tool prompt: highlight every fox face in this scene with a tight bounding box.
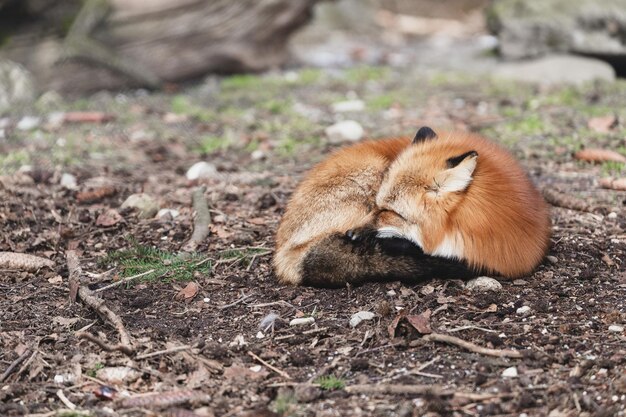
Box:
[371,137,477,258]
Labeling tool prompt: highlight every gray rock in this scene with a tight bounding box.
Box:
[325,120,364,143]
[492,55,615,85]
[186,161,219,181]
[465,276,503,292]
[0,60,35,115]
[488,0,626,59]
[121,193,159,219]
[16,116,41,131]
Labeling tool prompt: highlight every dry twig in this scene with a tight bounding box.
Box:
[248,350,291,379]
[420,332,523,359]
[76,332,134,356]
[136,344,193,360]
[66,250,134,355]
[0,348,31,382]
[345,384,508,401]
[182,186,211,252]
[93,268,156,293]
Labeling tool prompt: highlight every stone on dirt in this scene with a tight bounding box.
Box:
[325,120,364,143]
[289,317,315,326]
[465,276,503,292]
[186,161,219,181]
[502,366,518,378]
[516,305,532,315]
[349,311,376,328]
[60,173,77,190]
[121,193,159,219]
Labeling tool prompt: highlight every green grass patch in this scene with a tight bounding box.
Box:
[170,95,215,122]
[344,66,389,83]
[315,374,345,391]
[0,149,31,174]
[271,392,298,416]
[87,362,104,378]
[194,134,232,154]
[367,94,396,110]
[101,244,211,283]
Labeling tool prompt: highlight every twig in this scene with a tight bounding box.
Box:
[421,332,523,359]
[76,332,134,356]
[345,384,508,401]
[136,345,193,360]
[250,301,295,309]
[447,325,497,333]
[56,390,76,410]
[248,351,291,379]
[273,327,329,342]
[15,350,38,380]
[67,249,134,355]
[219,293,253,310]
[182,186,211,252]
[93,269,156,293]
[416,355,440,372]
[0,348,31,382]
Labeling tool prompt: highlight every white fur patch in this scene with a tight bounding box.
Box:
[431,233,464,259]
[376,226,424,248]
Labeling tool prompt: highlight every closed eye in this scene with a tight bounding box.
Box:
[379,208,407,222]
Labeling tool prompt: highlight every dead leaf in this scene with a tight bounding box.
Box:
[96,209,122,227]
[175,282,199,302]
[437,296,456,304]
[484,303,498,313]
[574,149,626,163]
[602,253,615,267]
[76,186,117,203]
[48,275,63,284]
[599,177,626,191]
[64,111,115,124]
[406,309,432,334]
[248,217,266,225]
[211,225,232,239]
[223,364,268,381]
[388,310,405,339]
[53,316,79,327]
[587,115,617,133]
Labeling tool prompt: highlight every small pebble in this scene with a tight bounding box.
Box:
[186,161,219,180]
[546,255,558,264]
[16,116,40,131]
[608,325,624,333]
[465,276,502,292]
[516,305,532,315]
[349,311,376,328]
[331,100,365,113]
[60,173,77,189]
[120,193,159,219]
[502,366,518,378]
[325,120,364,143]
[289,317,315,326]
[607,212,617,219]
[157,208,180,219]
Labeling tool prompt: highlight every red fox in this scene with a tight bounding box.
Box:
[274,127,551,286]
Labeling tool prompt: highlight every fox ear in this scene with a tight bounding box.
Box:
[436,151,478,193]
[412,126,437,144]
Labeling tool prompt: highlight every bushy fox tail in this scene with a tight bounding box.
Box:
[300,232,477,287]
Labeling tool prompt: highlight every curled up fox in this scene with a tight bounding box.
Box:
[274,127,551,287]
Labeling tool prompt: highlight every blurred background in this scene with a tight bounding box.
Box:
[0,0,624,176]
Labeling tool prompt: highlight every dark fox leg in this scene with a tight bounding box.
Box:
[300,231,477,287]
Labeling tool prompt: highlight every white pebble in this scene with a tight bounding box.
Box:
[256,331,265,339]
[465,276,502,292]
[516,306,532,315]
[607,212,617,219]
[289,317,315,326]
[186,161,218,180]
[332,100,365,113]
[502,366,518,378]
[325,120,364,143]
[17,116,40,131]
[608,325,624,333]
[349,311,376,328]
[157,208,180,219]
[60,173,77,189]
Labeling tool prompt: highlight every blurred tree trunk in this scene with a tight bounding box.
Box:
[0,0,325,94]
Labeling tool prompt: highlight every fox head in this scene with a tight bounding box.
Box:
[372,127,479,259]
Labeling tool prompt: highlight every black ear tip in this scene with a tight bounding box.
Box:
[412,126,437,144]
[446,150,478,168]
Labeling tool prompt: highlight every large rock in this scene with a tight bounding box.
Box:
[0,60,35,114]
[487,0,626,59]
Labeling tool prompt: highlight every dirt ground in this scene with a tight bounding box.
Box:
[1,66,625,417]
